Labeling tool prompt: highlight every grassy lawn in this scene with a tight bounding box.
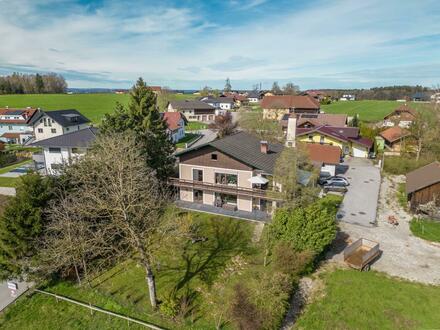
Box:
[186,121,207,131]
[0,211,256,329]
[175,133,199,148]
[0,177,19,187]
[0,93,198,124]
[410,218,440,243]
[321,100,400,122]
[296,269,440,329]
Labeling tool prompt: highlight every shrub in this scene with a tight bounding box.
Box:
[0,152,17,167]
[229,283,265,330]
[272,241,314,277]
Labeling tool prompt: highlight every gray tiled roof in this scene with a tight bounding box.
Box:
[30,109,90,127]
[176,131,284,174]
[31,127,98,148]
[169,100,215,110]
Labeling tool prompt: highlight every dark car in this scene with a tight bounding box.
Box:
[323,181,348,193]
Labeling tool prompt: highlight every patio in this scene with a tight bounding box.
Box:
[175,200,271,222]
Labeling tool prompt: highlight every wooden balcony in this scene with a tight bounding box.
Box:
[169,178,283,201]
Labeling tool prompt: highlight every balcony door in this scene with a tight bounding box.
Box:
[193,169,203,182]
[193,189,203,203]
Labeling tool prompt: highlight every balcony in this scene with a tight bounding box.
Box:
[169,177,283,201]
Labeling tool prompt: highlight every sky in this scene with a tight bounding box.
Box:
[1,0,440,90]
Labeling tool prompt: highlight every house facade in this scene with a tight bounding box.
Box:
[379,126,411,153]
[261,95,320,120]
[247,91,260,103]
[200,97,235,111]
[171,132,287,221]
[31,109,91,141]
[31,127,98,175]
[167,100,216,122]
[340,94,355,101]
[0,107,38,144]
[162,112,186,143]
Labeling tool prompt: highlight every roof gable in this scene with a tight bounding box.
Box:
[261,95,320,110]
[31,127,98,148]
[406,161,440,194]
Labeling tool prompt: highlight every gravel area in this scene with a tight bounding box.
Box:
[331,175,440,285]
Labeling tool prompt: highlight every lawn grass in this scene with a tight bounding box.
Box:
[0,211,256,329]
[0,93,198,124]
[321,100,400,122]
[0,177,19,187]
[186,121,207,131]
[295,269,440,329]
[410,218,440,243]
[175,133,199,148]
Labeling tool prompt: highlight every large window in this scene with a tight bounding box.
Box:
[193,169,203,182]
[48,147,61,153]
[193,190,203,203]
[215,173,238,186]
[215,193,237,206]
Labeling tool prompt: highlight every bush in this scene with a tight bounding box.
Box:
[267,196,339,254]
[229,283,265,330]
[273,241,314,277]
[0,152,17,167]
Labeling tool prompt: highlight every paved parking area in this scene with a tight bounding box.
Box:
[0,280,31,311]
[336,158,381,227]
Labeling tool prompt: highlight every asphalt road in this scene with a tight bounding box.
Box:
[336,158,381,227]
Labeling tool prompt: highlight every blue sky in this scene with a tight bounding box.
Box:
[1,0,440,89]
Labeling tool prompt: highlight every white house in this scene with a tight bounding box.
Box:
[200,97,235,111]
[0,107,39,144]
[340,94,356,101]
[31,127,98,175]
[162,112,187,143]
[167,100,216,122]
[247,91,260,103]
[31,109,91,141]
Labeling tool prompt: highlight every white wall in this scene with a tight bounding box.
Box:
[34,114,89,141]
[352,145,368,158]
[42,146,87,174]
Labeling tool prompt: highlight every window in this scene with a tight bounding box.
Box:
[308,135,313,142]
[66,127,70,131]
[193,190,203,203]
[192,169,203,182]
[211,153,218,160]
[215,192,237,206]
[43,118,47,127]
[38,128,43,133]
[71,147,85,154]
[48,147,61,153]
[51,128,57,134]
[8,126,12,131]
[215,173,238,186]
[320,135,325,144]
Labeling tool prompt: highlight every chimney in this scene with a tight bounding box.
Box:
[286,115,297,147]
[260,141,269,154]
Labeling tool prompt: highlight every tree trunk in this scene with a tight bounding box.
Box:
[135,238,157,308]
[74,264,81,285]
[416,139,422,161]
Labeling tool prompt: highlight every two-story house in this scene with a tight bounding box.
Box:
[161,112,187,143]
[262,95,320,120]
[0,107,38,144]
[31,109,91,141]
[31,127,98,175]
[167,100,216,122]
[171,132,293,221]
[200,96,235,112]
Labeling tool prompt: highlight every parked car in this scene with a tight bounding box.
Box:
[323,181,348,193]
[318,172,332,185]
[320,176,349,186]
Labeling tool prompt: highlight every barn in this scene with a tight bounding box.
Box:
[406,161,440,210]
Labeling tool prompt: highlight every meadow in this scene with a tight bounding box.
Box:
[321,100,400,122]
[0,93,197,124]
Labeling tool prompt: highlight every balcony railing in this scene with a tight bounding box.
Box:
[169,178,283,201]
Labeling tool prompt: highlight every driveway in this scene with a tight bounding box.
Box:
[330,175,440,285]
[336,158,381,227]
[189,129,218,148]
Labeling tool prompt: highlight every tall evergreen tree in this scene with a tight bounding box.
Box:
[0,173,55,279]
[35,73,45,93]
[101,78,175,180]
[224,78,232,92]
[271,81,282,95]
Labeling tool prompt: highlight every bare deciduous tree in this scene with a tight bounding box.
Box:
[209,112,237,138]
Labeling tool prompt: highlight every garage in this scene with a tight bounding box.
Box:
[352,145,368,158]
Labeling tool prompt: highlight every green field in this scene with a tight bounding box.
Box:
[410,218,440,243]
[0,93,198,124]
[321,100,400,122]
[296,269,440,329]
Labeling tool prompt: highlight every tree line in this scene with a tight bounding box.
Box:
[0,72,67,94]
[324,85,431,100]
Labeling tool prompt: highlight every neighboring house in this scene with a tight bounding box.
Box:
[383,104,416,128]
[406,161,440,210]
[296,125,372,158]
[340,94,355,101]
[200,96,235,111]
[305,143,342,177]
[161,112,187,143]
[412,92,429,102]
[262,95,320,120]
[0,107,38,144]
[379,126,411,153]
[303,90,328,102]
[167,100,216,122]
[31,127,98,175]
[31,109,91,141]
[281,113,347,131]
[247,91,260,103]
[171,132,310,221]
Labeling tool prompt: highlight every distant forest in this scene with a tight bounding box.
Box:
[323,85,432,100]
[0,72,67,94]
